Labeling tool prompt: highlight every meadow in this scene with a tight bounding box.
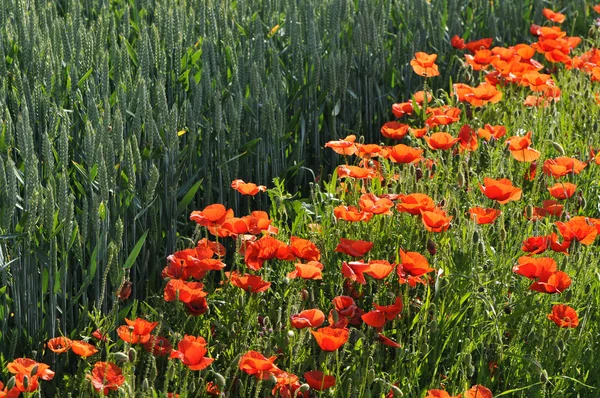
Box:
[2,0,600,396]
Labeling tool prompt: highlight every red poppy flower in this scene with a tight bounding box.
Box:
[359,194,394,215]
[513,256,557,279]
[341,261,370,285]
[337,165,376,179]
[206,381,220,396]
[163,279,208,304]
[396,193,435,215]
[458,124,478,152]
[304,371,336,391]
[365,260,395,279]
[451,35,466,50]
[92,329,109,342]
[239,351,280,380]
[226,272,271,293]
[333,205,373,222]
[556,216,598,245]
[170,335,214,370]
[392,102,414,118]
[310,326,350,351]
[529,270,571,294]
[370,299,401,323]
[324,135,357,155]
[465,38,493,53]
[47,337,72,354]
[71,340,99,358]
[381,122,410,140]
[469,207,500,225]
[506,131,540,162]
[421,209,452,233]
[377,333,402,348]
[410,52,440,77]
[244,236,294,270]
[522,235,550,254]
[231,179,267,196]
[398,250,434,286]
[465,49,495,71]
[143,336,173,356]
[361,310,387,328]
[465,385,493,398]
[288,261,324,280]
[335,238,373,257]
[385,144,424,164]
[117,318,158,344]
[423,133,459,151]
[291,309,325,329]
[542,8,565,23]
[7,358,55,381]
[463,83,502,107]
[543,157,587,178]
[425,107,461,127]
[479,177,522,204]
[87,362,125,396]
[547,304,579,328]
[190,204,233,227]
[290,237,320,261]
[477,124,506,141]
[548,182,577,199]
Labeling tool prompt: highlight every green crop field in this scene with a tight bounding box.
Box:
[1,0,600,396]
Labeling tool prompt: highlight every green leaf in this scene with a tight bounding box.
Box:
[176,179,203,216]
[123,231,149,269]
[77,68,94,88]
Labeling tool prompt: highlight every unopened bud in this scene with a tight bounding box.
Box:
[114,352,129,363]
[552,141,565,156]
[367,368,375,384]
[427,239,436,256]
[390,384,403,396]
[297,384,310,393]
[6,376,15,391]
[539,369,549,383]
[463,353,472,367]
[213,372,226,387]
[30,364,38,377]
[128,347,137,362]
[22,375,29,390]
[525,205,533,219]
[142,378,149,391]
[499,226,507,241]
[415,168,423,182]
[472,230,479,243]
[457,172,465,188]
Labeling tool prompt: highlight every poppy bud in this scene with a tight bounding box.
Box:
[297,384,310,393]
[266,373,278,384]
[539,369,549,383]
[468,364,475,377]
[30,364,38,377]
[478,241,485,254]
[6,376,15,391]
[390,385,403,396]
[427,239,436,255]
[287,330,295,338]
[552,141,565,156]
[257,316,265,327]
[553,345,561,358]
[472,231,479,243]
[415,167,423,182]
[430,320,438,333]
[166,365,176,380]
[118,280,132,301]
[114,352,129,363]
[577,193,586,211]
[463,353,472,367]
[457,172,465,188]
[499,226,507,241]
[128,347,137,362]
[525,205,533,219]
[300,289,309,301]
[22,375,29,390]
[430,162,437,176]
[213,372,226,387]
[142,378,150,391]
[503,305,511,315]
[565,289,573,301]
[189,381,196,392]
